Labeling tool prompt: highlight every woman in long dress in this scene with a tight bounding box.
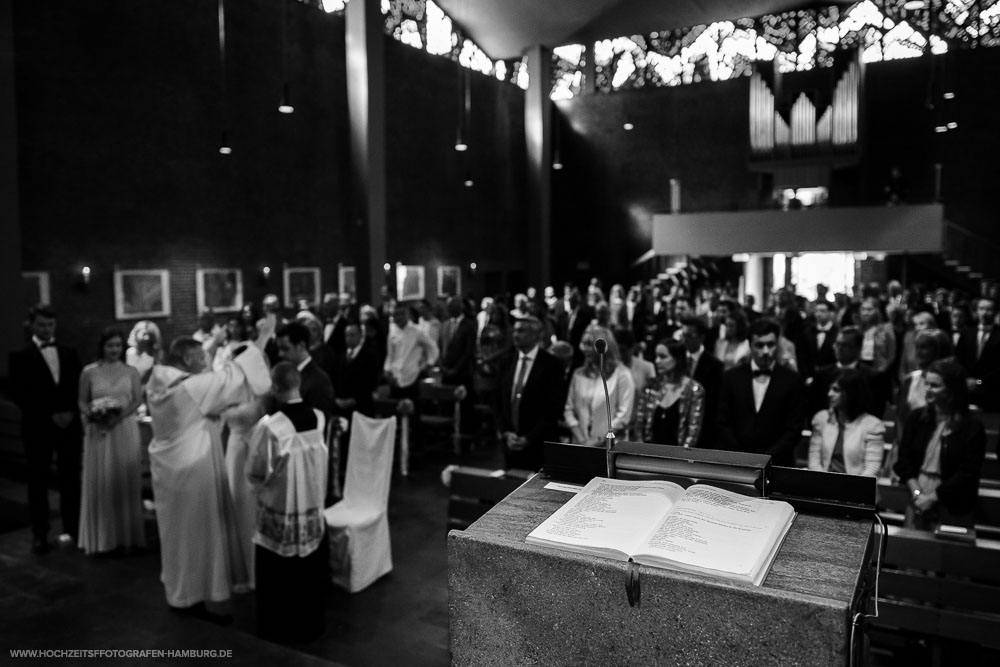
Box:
[217,317,271,588]
[77,328,146,555]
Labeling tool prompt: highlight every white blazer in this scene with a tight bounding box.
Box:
[808,410,885,477]
[564,364,635,446]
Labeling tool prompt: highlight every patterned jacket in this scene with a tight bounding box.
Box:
[633,376,706,448]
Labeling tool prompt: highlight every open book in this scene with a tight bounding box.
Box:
[526,477,795,586]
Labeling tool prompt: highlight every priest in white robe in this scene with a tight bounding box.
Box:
[146,336,271,616]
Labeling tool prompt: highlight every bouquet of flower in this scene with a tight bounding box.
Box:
[87,396,123,427]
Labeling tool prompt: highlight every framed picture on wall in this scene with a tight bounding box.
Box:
[396,265,425,302]
[437,265,461,298]
[284,267,321,308]
[114,269,171,320]
[338,265,356,298]
[196,268,243,314]
[22,271,51,311]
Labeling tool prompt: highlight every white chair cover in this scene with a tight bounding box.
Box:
[323,412,397,592]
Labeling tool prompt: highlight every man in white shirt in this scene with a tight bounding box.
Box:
[384,304,439,402]
[417,300,443,350]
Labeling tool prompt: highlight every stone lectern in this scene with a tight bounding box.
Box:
[449,475,873,667]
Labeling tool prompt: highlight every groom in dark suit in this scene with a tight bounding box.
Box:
[496,316,565,471]
[8,305,83,554]
[716,317,805,467]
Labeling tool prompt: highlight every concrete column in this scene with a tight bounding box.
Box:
[525,44,551,288]
[346,0,387,304]
[0,0,22,376]
[744,254,767,310]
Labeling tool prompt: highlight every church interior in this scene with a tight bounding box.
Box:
[2,0,1000,665]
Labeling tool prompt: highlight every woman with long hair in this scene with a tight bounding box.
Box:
[858,297,897,375]
[896,328,952,432]
[125,320,161,384]
[894,358,986,529]
[713,311,750,370]
[808,368,885,476]
[77,328,146,555]
[898,310,938,381]
[563,326,635,446]
[634,339,705,448]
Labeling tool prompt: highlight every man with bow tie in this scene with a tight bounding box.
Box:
[9,305,83,554]
[802,300,839,382]
[716,317,805,467]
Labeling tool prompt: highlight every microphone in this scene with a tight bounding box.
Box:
[593,337,615,477]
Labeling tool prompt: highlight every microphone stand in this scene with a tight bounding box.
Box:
[597,348,615,478]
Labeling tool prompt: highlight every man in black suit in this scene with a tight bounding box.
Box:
[561,288,593,368]
[496,316,566,471]
[440,297,478,438]
[8,305,83,554]
[956,296,1000,411]
[801,300,839,382]
[320,292,350,356]
[440,297,476,389]
[276,321,335,419]
[716,318,805,467]
[679,316,724,448]
[332,324,379,420]
[809,326,881,419]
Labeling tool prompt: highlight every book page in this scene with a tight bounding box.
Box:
[526,477,685,557]
[637,485,794,577]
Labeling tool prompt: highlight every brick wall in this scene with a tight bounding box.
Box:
[13,0,528,361]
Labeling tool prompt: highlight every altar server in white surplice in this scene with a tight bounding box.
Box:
[146,336,271,616]
[247,362,329,643]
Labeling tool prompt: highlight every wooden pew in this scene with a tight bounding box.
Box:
[871,525,1000,652]
[878,480,1000,539]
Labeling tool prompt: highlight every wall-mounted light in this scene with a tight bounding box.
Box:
[262,265,271,278]
[469,262,477,273]
[278,0,295,114]
[81,266,92,284]
[218,0,231,156]
[383,262,391,273]
[455,64,470,151]
[278,82,294,114]
[623,122,635,131]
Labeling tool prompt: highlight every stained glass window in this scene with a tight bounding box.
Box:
[381,0,518,85]
[557,0,997,98]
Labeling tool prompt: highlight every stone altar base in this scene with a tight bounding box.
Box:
[449,474,873,667]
